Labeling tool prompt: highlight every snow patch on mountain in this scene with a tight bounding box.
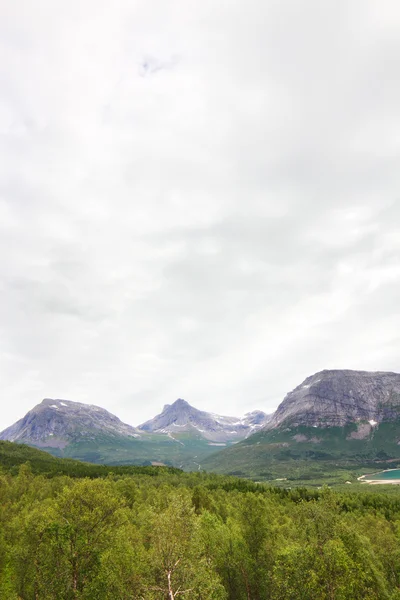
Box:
[139,399,271,443]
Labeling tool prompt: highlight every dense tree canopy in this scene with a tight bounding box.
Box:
[1,456,400,599]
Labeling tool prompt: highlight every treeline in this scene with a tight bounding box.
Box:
[0,441,181,478]
[2,462,400,599]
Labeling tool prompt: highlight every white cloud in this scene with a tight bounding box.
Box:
[0,0,399,429]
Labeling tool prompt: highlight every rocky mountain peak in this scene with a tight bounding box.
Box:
[139,399,271,442]
[242,410,271,426]
[173,398,189,406]
[0,398,140,448]
[161,398,190,412]
[266,369,400,429]
[175,398,189,406]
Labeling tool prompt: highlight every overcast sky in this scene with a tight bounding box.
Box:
[0,0,399,431]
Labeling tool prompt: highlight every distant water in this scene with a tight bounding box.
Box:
[366,469,400,480]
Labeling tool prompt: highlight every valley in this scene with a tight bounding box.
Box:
[0,397,271,472]
[2,369,400,487]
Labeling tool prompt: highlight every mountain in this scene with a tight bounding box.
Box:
[0,398,141,448]
[0,398,163,466]
[202,369,400,483]
[139,398,271,442]
[266,370,400,429]
[0,397,270,470]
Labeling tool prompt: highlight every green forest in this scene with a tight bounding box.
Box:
[2,442,400,599]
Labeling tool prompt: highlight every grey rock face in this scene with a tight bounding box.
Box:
[242,410,272,427]
[139,398,271,442]
[0,397,272,449]
[266,370,400,429]
[0,398,141,448]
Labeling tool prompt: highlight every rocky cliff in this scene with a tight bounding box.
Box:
[266,369,400,429]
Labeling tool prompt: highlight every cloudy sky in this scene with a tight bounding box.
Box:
[0,0,399,430]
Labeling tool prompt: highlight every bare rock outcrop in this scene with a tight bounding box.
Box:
[266,370,400,429]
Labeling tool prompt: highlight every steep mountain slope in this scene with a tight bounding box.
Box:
[0,398,141,448]
[0,398,173,466]
[267,370,400,429]
[139,398,271,442]
[203,370,400,483]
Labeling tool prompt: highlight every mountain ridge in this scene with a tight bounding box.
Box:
[4,369,400,482]
[0,397,270,469]
[138,398,271,442]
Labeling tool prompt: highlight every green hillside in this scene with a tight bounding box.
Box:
[23,430,232,471]
[202,421,400,485]
[0,440,180,478]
